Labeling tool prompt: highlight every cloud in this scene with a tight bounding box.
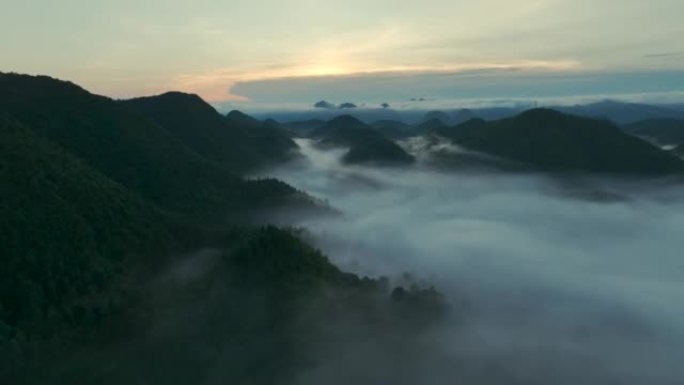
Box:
[644,52,684,59]
[259,139,684,384]
[226,68,684,109]
[4,0,683,103]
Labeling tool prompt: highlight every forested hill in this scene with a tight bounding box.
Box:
[0,118,172,341]
[311,115,415,165]
[0,73,313,220]
[0,73,444,384]
[434,108,684,174]
[122,93,298,173]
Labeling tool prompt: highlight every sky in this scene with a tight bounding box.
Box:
[1,0,683,109]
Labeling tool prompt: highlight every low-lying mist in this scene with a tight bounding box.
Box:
[262,139,684,384]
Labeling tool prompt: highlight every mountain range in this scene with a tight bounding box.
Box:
[310,115,415,165]
[430,109,684,174]
[285,106,684,174]
[3,71,684,384]
[0,73,441,383]
[252,99,684,126]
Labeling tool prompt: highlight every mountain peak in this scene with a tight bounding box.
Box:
[516,108,567,120]
[156,91,204,101]
[327,114,366,127]
[0,72,98,102]
[125,92,215,114]
[440,108,684,174]
[419,118,448,131]
[226,109,260,125]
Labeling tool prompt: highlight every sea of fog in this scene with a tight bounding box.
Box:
[261,139,684,385]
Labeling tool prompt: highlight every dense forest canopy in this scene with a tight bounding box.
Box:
[0,73,444,384]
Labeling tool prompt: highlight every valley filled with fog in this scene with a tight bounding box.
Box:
[262,139,684,384]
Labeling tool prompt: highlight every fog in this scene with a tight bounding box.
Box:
[262,139,684,384]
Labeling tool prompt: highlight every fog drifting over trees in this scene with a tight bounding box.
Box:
[261,139,684,385]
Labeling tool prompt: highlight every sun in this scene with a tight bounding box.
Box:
[297,64,353,77]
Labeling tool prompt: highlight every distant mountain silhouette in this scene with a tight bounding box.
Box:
[430,118,487,142]
[225,109,261,125]
[339,102,357,109]
[423,110,450,124]
[418,118,449,133]
[371,120,416,139]
[554,100,684,124]
[312,115,415,165]
[436,108,684,174]
[282,119,326,137]
[622,118,684,146]
[224,110,300,162]
[314,100,336,109]
[453,108,477,124]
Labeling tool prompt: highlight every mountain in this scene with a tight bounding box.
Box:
[0,118,173,346]
[0,73,238,216]
[419,118,449,133]
[0,73,309,220]
[554,100,684,124]
[312,115,415,165]
[622,118,684,147]
[14,226,443,384]
[339,102,357,109]
[223,110,300,161]
[281,119,326,137]
[432,117,487,137]
[224,109,261,126]
[674,144,684,157]
[437,108,684,174]
[243,118,300,162]
[453,108,478,125]
[122,94,298,173]
[370,120,416,139]
[0,73,444,383]
[250,107,405,126]
[423,110,451,124]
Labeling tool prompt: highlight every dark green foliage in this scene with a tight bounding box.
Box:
[0,73,444,384]
[122,93,262,172]
[223,111,300,164]
[228,226,362,288]
[312,115,415,165]
[438,109,684,174]
[622,118,684,146]
[674,144,684,157]
[246,118,300,163]
[0,73,316,220]
[0,73,246,215]
[8,227,444,385]
[122,94,298,174]
[0,119,170,341]
[0,74,325,371]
